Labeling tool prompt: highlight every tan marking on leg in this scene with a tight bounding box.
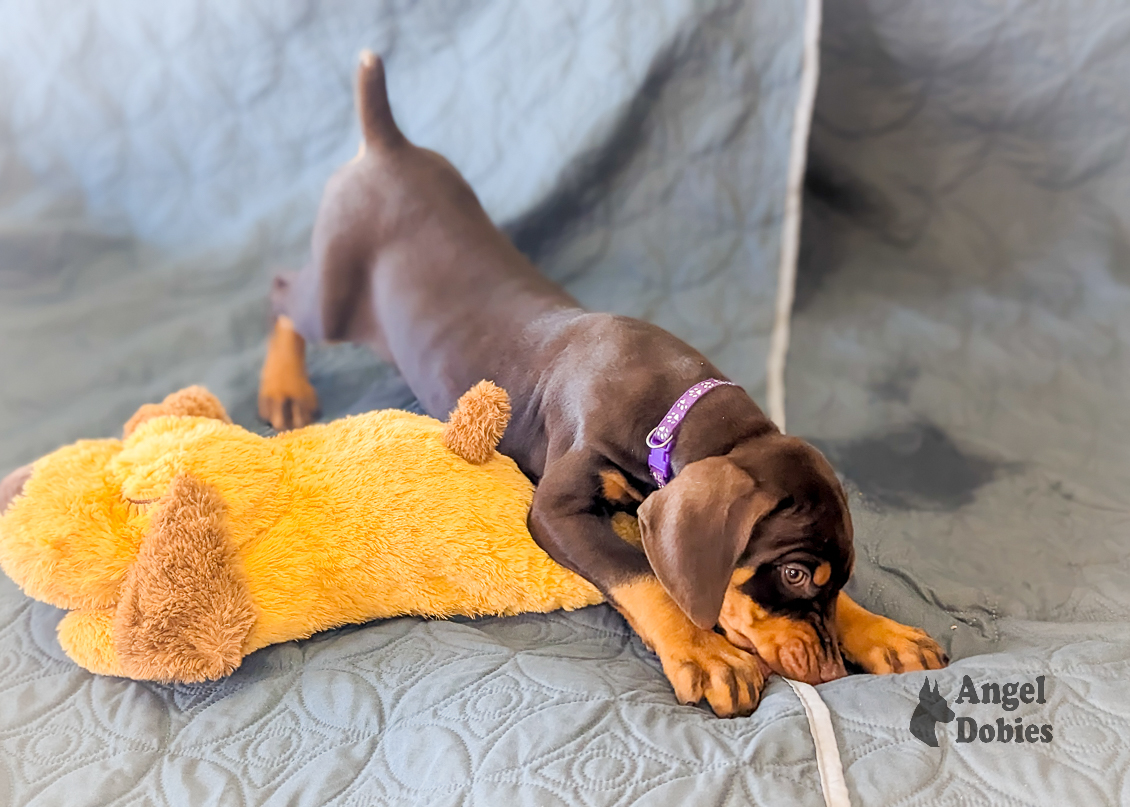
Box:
[836,592,948,674]
[599,469,645,505]
[610,512,643,549]
[258,316,320,431]
[610,576,766,717]
[719,570,846,684]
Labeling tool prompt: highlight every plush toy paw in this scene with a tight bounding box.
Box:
[57,610,124,677]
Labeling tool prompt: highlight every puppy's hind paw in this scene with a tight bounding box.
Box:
[258,380,320,431]
[258,316,320,431]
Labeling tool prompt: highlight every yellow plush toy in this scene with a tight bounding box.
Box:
[0,383,604,683]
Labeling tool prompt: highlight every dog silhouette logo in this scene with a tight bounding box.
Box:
[910,676,955,747]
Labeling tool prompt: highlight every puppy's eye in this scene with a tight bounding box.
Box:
[781,563,810,586]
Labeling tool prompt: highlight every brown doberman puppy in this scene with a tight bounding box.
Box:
[258,53,947,717]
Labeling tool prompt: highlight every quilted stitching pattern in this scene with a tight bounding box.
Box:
[0,576,828,806]
[0,1,820,804]
[793,0,1130,803]
[820,636,1130,806]
[0,0,802,471]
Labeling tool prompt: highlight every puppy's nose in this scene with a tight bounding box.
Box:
[0,463,33,515]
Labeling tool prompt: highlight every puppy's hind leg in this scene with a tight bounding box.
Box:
[258,271,322,431]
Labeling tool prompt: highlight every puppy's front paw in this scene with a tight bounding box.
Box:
[843,616,948,674]
[661,633,768,717]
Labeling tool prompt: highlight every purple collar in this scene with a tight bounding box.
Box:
[646,379,736,487]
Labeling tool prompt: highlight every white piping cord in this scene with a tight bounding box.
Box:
[771,3,850,806]
[765,0,823,433]
[787,679,853,807]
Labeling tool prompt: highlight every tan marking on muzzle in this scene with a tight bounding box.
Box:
[719,570,846,684]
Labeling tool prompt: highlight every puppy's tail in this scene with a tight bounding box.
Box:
[442,381,511,465]
[356,50,405,150]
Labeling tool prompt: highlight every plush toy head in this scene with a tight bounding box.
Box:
[0,382,601,683]
[0,386,243,613]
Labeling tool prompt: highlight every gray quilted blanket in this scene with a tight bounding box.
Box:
[0,1,827,805]
[799,0,1130,803]
[2,0,1130,804]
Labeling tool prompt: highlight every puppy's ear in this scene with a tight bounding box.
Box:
[638,456,779,630]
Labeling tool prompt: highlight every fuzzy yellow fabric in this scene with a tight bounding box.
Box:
[0,403,603,680]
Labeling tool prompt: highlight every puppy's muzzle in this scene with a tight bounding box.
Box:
[719,585,848,685]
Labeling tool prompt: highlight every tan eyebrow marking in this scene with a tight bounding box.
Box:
[729,567,756,587]
[813,562,831,587]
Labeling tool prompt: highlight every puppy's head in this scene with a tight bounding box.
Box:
[638,435,852,684]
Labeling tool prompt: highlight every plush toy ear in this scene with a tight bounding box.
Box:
[113,473,255,683]
[442,381,511,465]
[123,386,231,438]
